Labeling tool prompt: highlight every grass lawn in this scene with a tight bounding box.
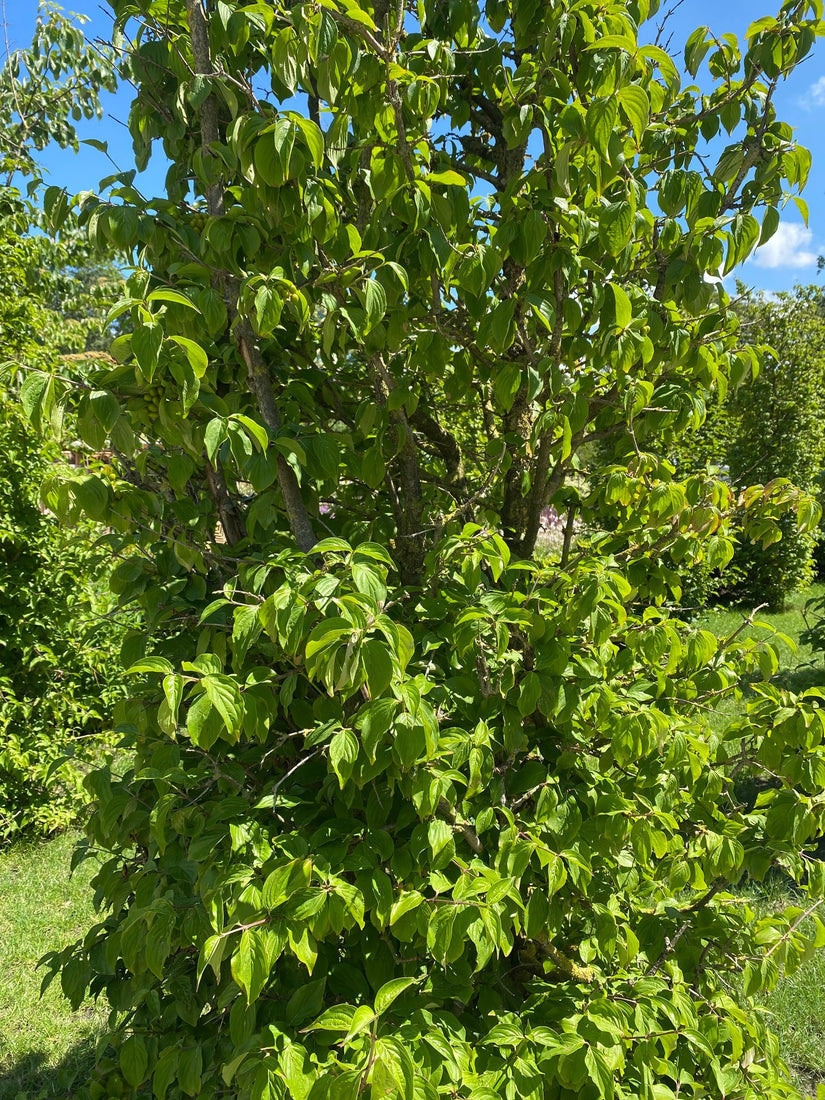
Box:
[0,831,105,1099]
[701,585,825,1097]
[699,582,825,735]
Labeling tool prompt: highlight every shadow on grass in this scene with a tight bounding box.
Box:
[773,662,825,696]
[0,1036,97,1100]
[789,1062,825,1100]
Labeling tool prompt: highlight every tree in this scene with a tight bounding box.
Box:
[0,1,118,182]
[31,0,825,1098]
[728,286,825,607]
[661,284,825,609]
[0,5,125,837]
[0,198,127,837]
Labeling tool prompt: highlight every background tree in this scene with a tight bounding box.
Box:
[0,5,126,837]
[0,1,118,182]
[664,285,825,610]
[25,0,825,1098]
[728,286,825,607]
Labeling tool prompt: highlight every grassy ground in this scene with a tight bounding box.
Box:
[701,586,825,1097]
[0,831,105,1099]
[699,583,825,734]
[760,914,825,1097]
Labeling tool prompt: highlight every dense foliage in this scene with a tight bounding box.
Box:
[666,286,825,610]
[0,9,125,837]
[729,288,825,607]
[0,391,120,837]
[24,0,825,1097]
[0,203,128,837]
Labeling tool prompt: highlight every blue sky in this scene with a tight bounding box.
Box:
[5,0,825,294]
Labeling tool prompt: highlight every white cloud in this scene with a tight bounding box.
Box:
[807,75,825,107]
[751,221,818,269]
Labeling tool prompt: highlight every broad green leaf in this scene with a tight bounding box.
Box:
[305,1004,357,1032]
[170,335,208,377]
[607,283,632,329]
[127,656,174,675]
[617,85,649,138]
[329,727,359,785]
[178,1045,203,1097]
[120,1035,149,1088]
[231,928,270,1004]
[232,413,269,452]
[203,674,244,736]
[19,371,54,430]
[147,288,201,310]
[374,976,418,1016]
[585,97,618,158]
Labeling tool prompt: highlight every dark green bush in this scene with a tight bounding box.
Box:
[727,288,825,608]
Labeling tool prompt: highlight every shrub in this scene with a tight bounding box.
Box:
[727,287,825,608]
[0,394,124,837]
[666,287,825,610]
[27,1,825,1099]
[0,195,130,837]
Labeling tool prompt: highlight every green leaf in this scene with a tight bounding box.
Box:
[313,537,352,554]
[127,656,174,676]
[599,201,634,255]
[19,371,54,430]
[760,206,780,245]
[374,976,417,1016]
[233,604,263,666]
[492,362,521,412]
[231,414,269,452]
[329,727,359,785]
[295,116,325,168]
[361,278,387,331]
[89,390,120,432]
[205,417,228,462]
[355,697,398,761]
[389,891,424,925]
[147,288,201,311]
[607,284,632,329]
[352,561,387,603]
[585,97,618,158]
[120,1035,149,1088]
[170,335,209,377]
[203,674,244,737]
[583,33,636,53]
[178,1045,203,1097]
[132,322,163,378]
[361,638,393,698]
[231,928,270,1004]
[162,673,184,727]
[361,446,386,488]
[426,169,467,186]
[305,1004,357,1032]
[197,934,227,986]
[152,1047,179,1100]
[73,475,109,520]
[746,15,777,38]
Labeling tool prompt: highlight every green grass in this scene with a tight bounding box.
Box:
[0,831,105,1099]
[699,585,825,1097]
[746,878,825,1099]
[699,582,825,735]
